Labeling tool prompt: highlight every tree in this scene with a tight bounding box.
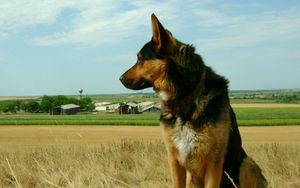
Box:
[52,95,69,107]
[39,95,95,113]
[40,95,54,113]
[0,101,16,113]
[79,97,94,111]
[26,101,40,113]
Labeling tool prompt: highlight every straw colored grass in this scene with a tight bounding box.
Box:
[0,140,169,188]
[0,126,299,187]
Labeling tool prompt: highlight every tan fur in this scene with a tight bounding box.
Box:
[123,59,167,86]
[239,157,268,188]
[162,106,231,188]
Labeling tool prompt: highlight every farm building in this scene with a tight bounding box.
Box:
[138,101,155,111]
[50,104,80,115]
[141,104,161,113]
[94,102,111,112]
[138,101,161,113]
[95,102,111,107]
[107,103,120,113]
[94,103,120,113]
[94,105,108,112]
[119,102,139,114]
[50,106,62,115]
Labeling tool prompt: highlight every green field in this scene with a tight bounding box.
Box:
[1,107,300,126]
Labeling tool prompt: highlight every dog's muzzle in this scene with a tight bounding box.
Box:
[119,74,151,90]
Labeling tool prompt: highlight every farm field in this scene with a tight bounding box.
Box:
[1,105,300,126]
[0,125,299,187]
[0,103,299,187]
[0,125,300,148]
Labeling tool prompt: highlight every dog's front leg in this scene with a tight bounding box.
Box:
[168,153,186,188]
[204,158,224,188]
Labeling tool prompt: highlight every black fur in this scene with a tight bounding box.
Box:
[159,43,229,127]
[222,106,247,186]
[157,42,247,186]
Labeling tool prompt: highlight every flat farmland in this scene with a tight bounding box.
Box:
[0,103,300,187]
[1,105,300,126]
[0,125,300,148]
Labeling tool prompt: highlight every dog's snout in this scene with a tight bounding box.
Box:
[119,73,134,87]
[119,75,124,82]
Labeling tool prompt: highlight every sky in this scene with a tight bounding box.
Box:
[0,0,300,96]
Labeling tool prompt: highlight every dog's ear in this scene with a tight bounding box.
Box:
[151,14,175,53]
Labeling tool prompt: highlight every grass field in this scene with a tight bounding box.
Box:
[0,104,299,187]
[0,125,299,188]
[1,106,300,126]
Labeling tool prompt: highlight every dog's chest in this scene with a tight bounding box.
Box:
[171,119,198,164]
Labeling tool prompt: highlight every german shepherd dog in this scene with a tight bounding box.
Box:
[120,14,267,188]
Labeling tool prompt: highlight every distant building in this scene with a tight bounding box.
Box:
[119,102,139,114]
[94,102,120,113]
[94,105,108,112]
[50,104,80,115]
[106,103,120,113]
[94,102,111,112]
[95,102,111,107]
[51,106,61,115]
[138,101,161,113]
[141,104,161,113]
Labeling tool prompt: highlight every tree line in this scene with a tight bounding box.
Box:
[0,95,95,113]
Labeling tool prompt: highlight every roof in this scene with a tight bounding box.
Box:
[95,102,111,107]
[95,106,107,111]
[107,103,120,109]
[138,101,155,107]
[61,104,80,110]
[126,102,138,107]
[141,104,161,112]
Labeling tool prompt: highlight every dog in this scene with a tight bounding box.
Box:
[120,14,267,188]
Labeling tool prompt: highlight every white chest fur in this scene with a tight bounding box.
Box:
[172,118,198,164]
[158,91,169,101]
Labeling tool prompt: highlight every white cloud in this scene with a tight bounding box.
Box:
[31,1,173,46]
[1,0,299,50]
[195,8,300,50]
[0,0,70,31]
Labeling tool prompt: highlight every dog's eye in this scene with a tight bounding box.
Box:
[137,54,142,61]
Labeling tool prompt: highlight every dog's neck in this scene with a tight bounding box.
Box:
[159,66,229,126]
[159,68,208,123]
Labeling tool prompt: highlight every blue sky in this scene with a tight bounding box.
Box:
[0,0,299,96]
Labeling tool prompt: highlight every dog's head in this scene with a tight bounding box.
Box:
[120,14,178,90]
[120,14,203,100]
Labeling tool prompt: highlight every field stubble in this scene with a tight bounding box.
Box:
[0,126,299,187]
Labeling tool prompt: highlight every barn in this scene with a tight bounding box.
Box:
[140,104,161,113]
[119,102,139,114]
[138,101,161,113]
[61,104,80,115]
[50,104,80,115]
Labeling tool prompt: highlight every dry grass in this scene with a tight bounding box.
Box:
[245,143,300,188]
[0,140,169,188]
[0,126,299,187]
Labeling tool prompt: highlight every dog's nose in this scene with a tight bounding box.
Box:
[119,75,124,82]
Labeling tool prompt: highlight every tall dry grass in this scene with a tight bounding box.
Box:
[0,140,169,188]
[0,140,299,188]
[245,143,300,188]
